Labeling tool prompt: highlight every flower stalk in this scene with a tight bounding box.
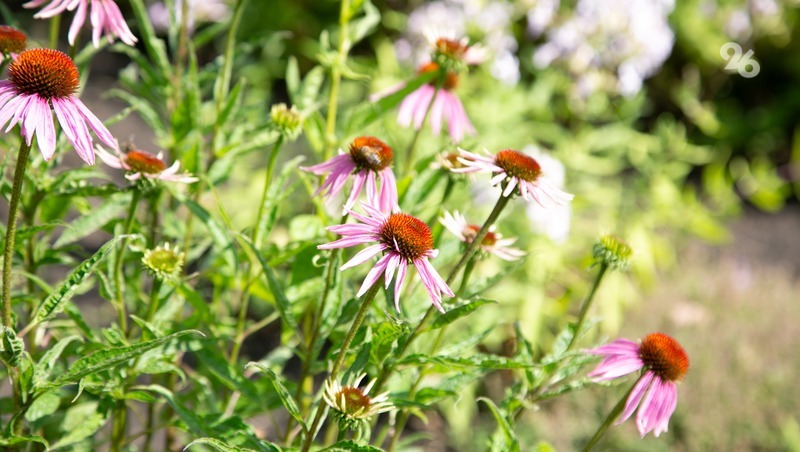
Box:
[302,281,381,452]
[566,263,608,351]
[2,139,31,328]
[323,0,352,160]
[583,382,636,451]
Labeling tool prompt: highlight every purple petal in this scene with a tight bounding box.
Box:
[357,253,392,297]
[393,260,407,312]
[618,371,654,425]
[340,243,384,270]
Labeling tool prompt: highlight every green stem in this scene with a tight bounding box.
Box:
[110,401,127,452]
[583,380,636,452]
[2,140,32,327]
[145,278,163,324]
[566,263,608,351]
[115,190,141,336]
[253,137,284,247]
[374,193,512,394]
[323,0,352,160]
[456,256,477,298]
[48,14,61,49]
[404,80,442,174]
[301,281,381,452]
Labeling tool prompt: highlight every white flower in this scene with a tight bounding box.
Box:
[533,0,675,96]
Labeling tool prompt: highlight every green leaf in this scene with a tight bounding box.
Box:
[34,335,82,385]
[323,440,383,451]
[0,326,24,367]
[184,437,256,452]
[245,362,304,427]
[25,391,60,423]
[236,235,299,333]
[0,435,48,448]
[54,192,131,248]
[195,347,260,401]
[345,70,436,134]
[50,409,107,450]
[141,384,210,436]
[478,397,520,452]
[396,354,535,370]
[428,298,497,330]
[348,0,380,45]
[34,235,134,324]
[42,330,202,389]
[254,156,305,243]
[184,198,237,268]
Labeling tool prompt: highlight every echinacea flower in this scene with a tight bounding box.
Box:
[96,145,198,183]
[452,148,574,207]
[387,62,473,144]
[587,332,689,438]
[0,48,117,164]
[24,0,137,47]
[301,136,398,215]
[440,211,525,261]
[142,242,185,281]
[424,29,487,71]
[323,373,392,431]
[0,25,27,60]
[318,203,453,312]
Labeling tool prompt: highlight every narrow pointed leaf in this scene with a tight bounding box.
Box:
[428,298,497,330]
[35,235,134,323]
[478,397,520,452]
[43,330,201,388]
[184,437,257,452]
[54,192,131,248]
[245,362,304,426]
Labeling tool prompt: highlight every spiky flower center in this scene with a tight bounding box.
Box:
[8,49,79,99]
[495,150,542,182]
[464,224,497,246]
[337,387,372,416]
[0,26,26,54]
[142,243,185,281]
[380,213,434,261]
[418,62,459,91]
[639,333,689,382]
[435,38,468,59]
[593,234,633,271]
[349,136,393,171]
[125,150,167,174]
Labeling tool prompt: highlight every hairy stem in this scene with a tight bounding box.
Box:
[302,282,381,451]
[567,263,609,351]
[583,380,636,451]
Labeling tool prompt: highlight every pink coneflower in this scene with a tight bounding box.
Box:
[323,373,392,431]
[96,145,197,183]
[452,148,574,207]
[395,62,475,144]
[0,48,117,165]
[301,136,398,215]
[318,204,453,312]
[24,0,138,47]
[588,332,690,438]
[0,26,27,60]
[424,31,488,68]
[439,211,525,261]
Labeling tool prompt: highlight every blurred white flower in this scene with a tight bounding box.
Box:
[524,0,560,37]
[522,146,571,243]
[148,0,231,33]
[533,0,675,96]
[398,0,520,85]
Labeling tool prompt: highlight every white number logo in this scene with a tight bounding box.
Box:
[720,42,760,78]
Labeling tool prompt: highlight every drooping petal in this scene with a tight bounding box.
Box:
[340,243,384,271]
[393,259,408,312]
[617,371,654,425]
[357,253,392,297]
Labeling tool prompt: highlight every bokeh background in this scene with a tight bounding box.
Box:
[2,0,799,450]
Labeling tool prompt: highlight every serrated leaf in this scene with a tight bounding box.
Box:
[184,437,257,452]
[323,440,383,452]
[43,330,202,389]
[396,353,535,370]
[428,298,496,330]
[34,235,133,324]
[245,362,304,427]
[54,192,131,248]
[478,397,520,452]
